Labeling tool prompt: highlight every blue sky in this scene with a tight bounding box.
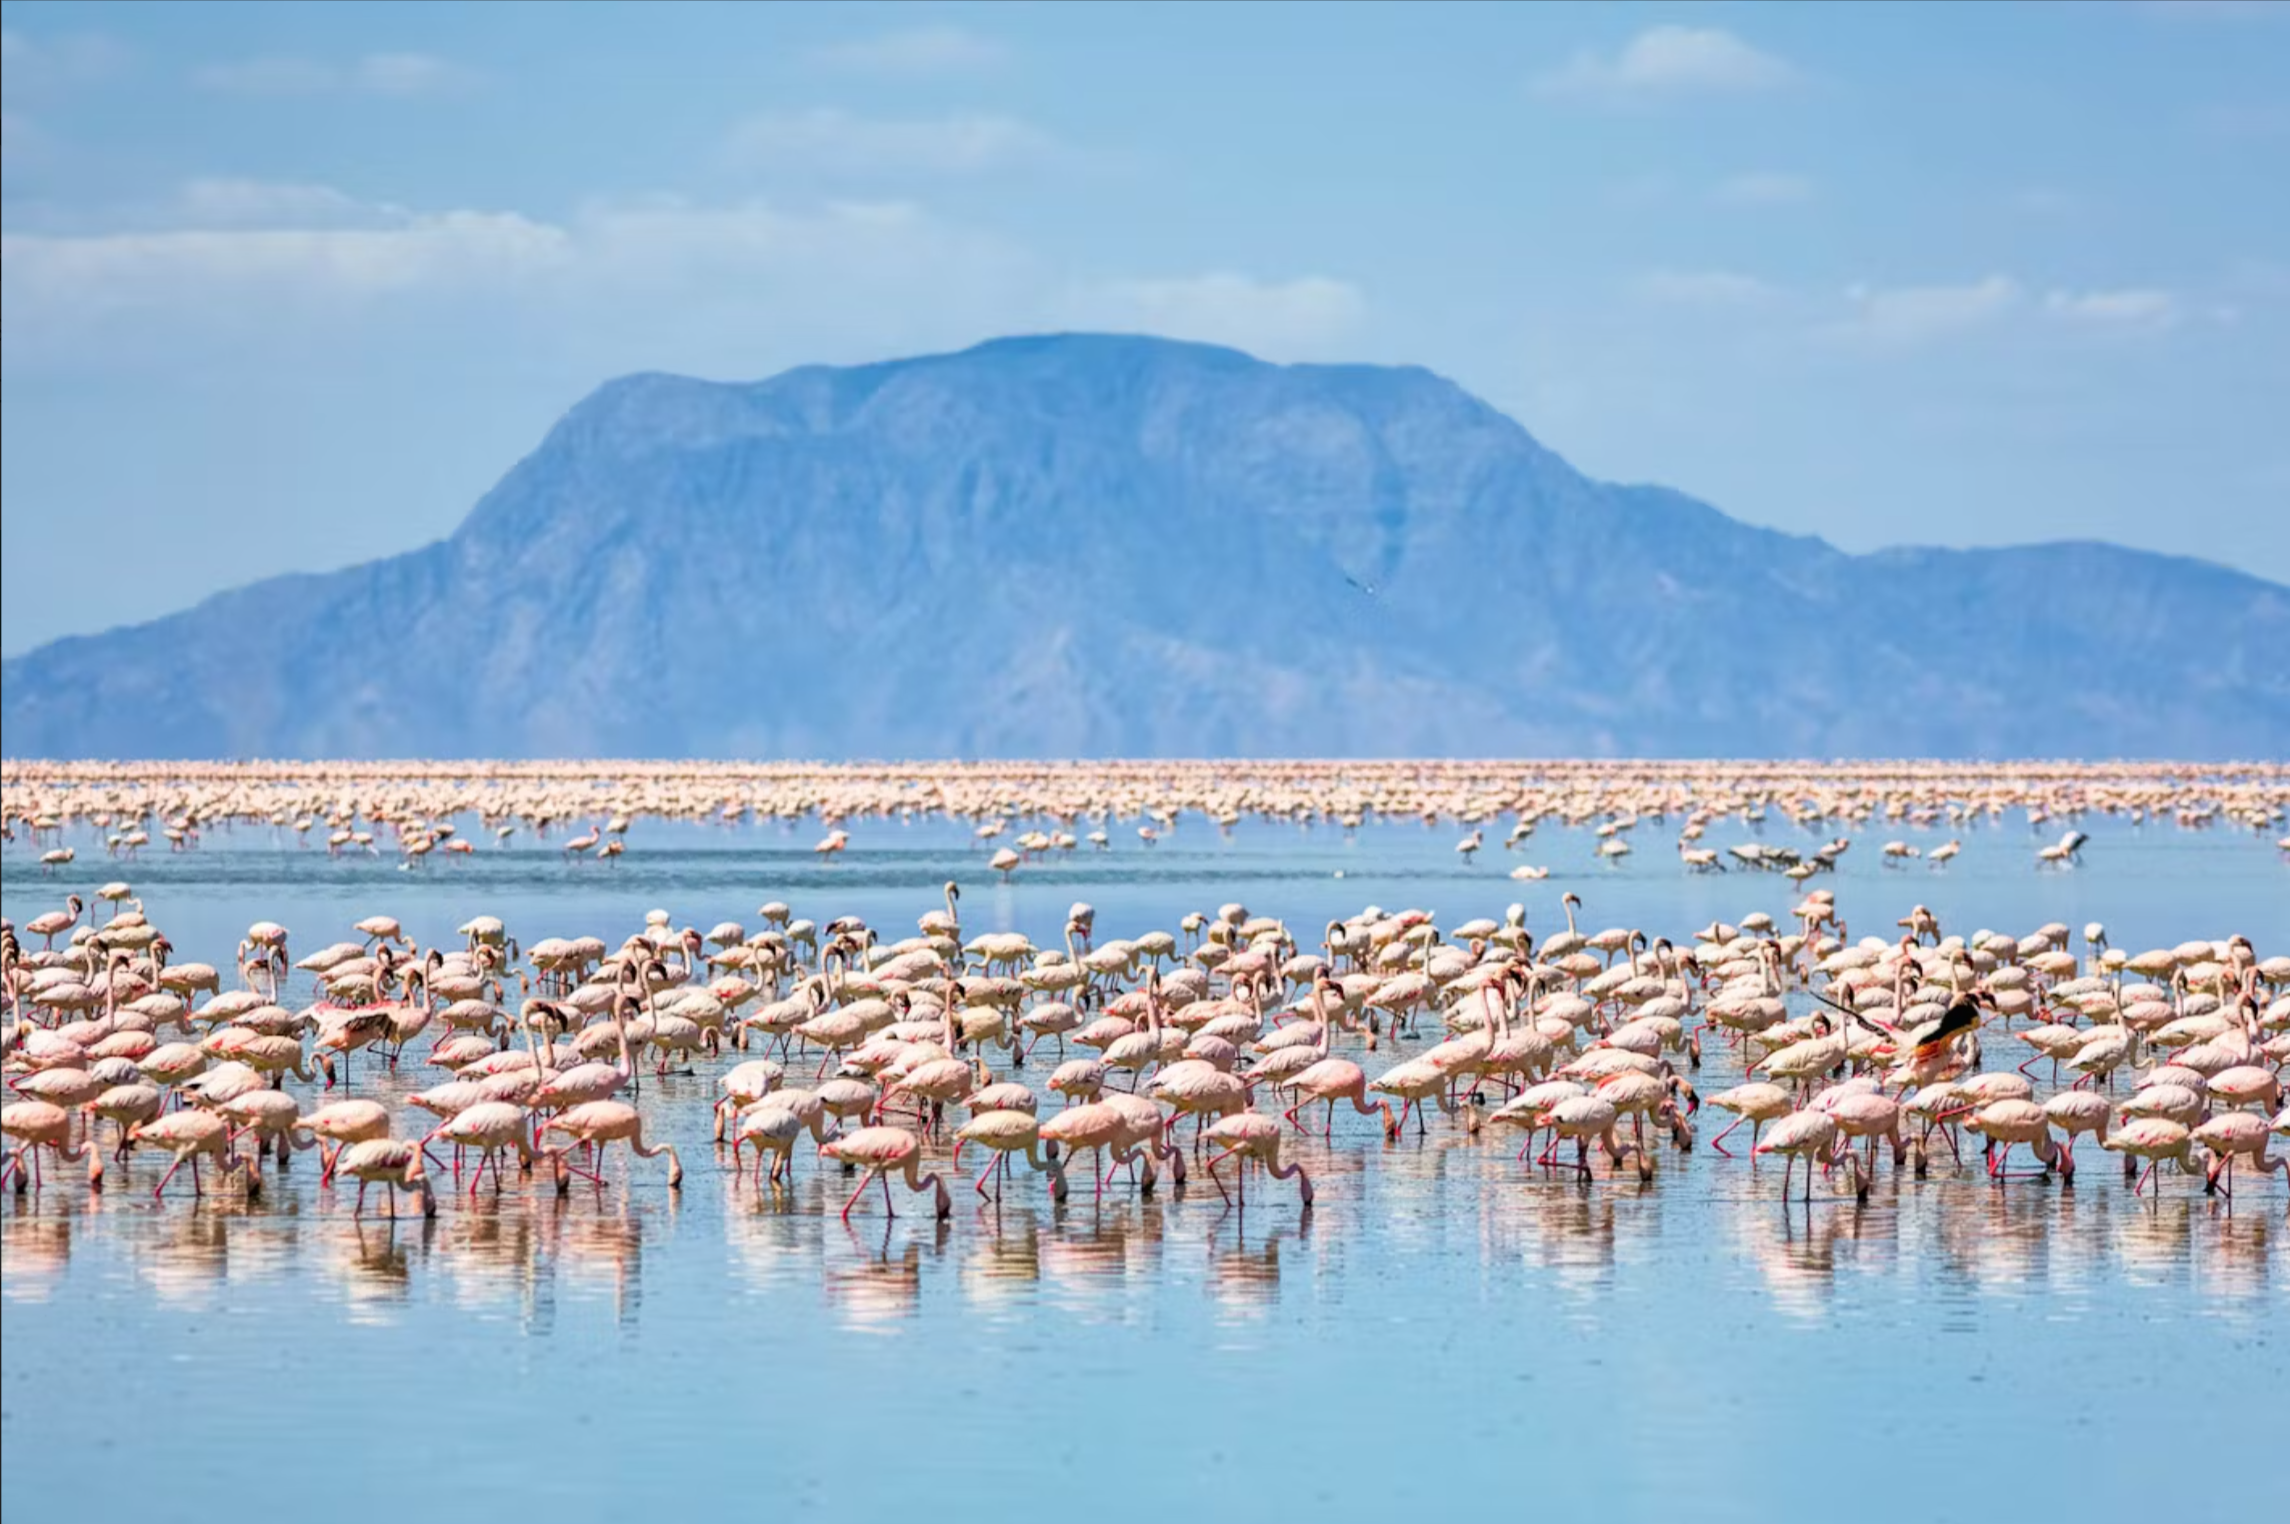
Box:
[4,0,2286,653]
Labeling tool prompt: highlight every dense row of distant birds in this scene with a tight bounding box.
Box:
[5,873,2286,1223]
[5,759,2286,876]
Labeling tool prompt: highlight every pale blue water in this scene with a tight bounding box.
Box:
[4,811,2283,1523]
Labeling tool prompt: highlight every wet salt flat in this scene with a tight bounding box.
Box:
[3,811,2283,1524]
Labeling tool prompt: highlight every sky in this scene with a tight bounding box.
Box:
[3,0,2287,654]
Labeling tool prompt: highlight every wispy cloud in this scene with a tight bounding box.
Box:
[170,178,401,229]
[194,52,473,97]
[1711,171,1814,207]
[2043,287,2180,328]
[1644,268,2193,346]
[1068,273,1366,356]
[1635,269,1780,307]
[0,27,128,90]
[2010,186,2083,216]
[805,26,1007,75]
[1535,26,1794,105]
[1829,276,2022,348]
[1,209,569,308]
[1,184,1361,365]
[726,108,1056,175]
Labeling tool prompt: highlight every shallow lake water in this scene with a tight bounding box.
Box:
[4,810,2283,1523]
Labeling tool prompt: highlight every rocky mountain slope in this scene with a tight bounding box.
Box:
[6,333,2284,758]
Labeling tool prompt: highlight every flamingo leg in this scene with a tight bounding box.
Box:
[840,1170,873,1221]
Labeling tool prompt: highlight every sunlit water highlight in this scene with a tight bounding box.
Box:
[4,812,2282,1522]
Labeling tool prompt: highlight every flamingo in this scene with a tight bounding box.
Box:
[2,1100,103,1192]
[424,1101,537,1198]
[819,1125,950,1220]
[295,1098,392,1182]
[1752,1110,1866,1202]
[128,1110,251,1201]
[1202,1111,1313,1208]
[2195,1113,2287,1208]
[1036,1102,1132,1204]
[731,1101,841,1186]
[332,1138,438,1218]
[543,1100,683,1191]
[951,1109,1068,1202]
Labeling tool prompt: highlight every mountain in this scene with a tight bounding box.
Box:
[6,333,2287,759]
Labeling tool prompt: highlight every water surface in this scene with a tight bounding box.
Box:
[4,812,2281,1523]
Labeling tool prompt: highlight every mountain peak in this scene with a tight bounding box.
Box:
[5,335,2285,760]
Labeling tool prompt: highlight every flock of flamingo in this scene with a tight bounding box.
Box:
[5,758,2287,874]
[6,855,2286,1227]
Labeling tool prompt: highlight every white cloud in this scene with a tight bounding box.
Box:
[805,26,1007,74]
[1,209,570,316]
[1636,269,1779,306]
[0,27,127,89]
[2011,186,2083,216]
[1535,26,1794,104]
[192,56,333,94]
[1711,171,1814,206]
[1,185,1360,370]
[2043,287,2180,328]
[1829,276,2022,347]
[355,52,467,95]
[1634,269,2191,346]
[171,178,397,229]
[194,51,472,96]
[726,108,1055,175]
[1068,273,1367,357]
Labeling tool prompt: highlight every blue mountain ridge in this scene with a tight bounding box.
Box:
[5,333,2285,759]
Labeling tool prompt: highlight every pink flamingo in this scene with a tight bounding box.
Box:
[819,1125,951,1220]
[1202,1111,1313,1208]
